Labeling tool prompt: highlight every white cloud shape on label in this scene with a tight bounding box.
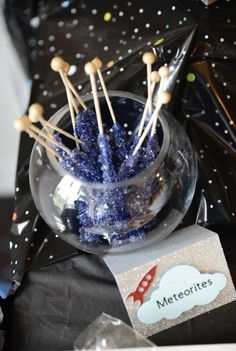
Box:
[137,265,227,324]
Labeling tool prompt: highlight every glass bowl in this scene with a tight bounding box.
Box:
[29,91,197,254]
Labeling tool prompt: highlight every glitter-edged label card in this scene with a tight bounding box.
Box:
[104,225,236,338]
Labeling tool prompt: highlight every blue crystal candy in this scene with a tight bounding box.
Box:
[75,200,94,228]
[53,107,162,247]
[72,149,102,181]
[98,133,117,183]
[144,134,159,167]
[79,229,103,244]
[94,189,131,225]
[112,122,128,161]
[59,149,102,182]
[52,134,71,158]
[109,227,145,246]
[75,109,99,159]
[117,152,141,180]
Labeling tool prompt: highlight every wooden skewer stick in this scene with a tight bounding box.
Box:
[151,65,170,137]
[28,103,83,144]
[84,62,104,135]
[52,58,78,114]
[92,57,116,124]
[51,57,78,130]
[63,62,87,110]
[56,60,79,114]
[59,62,79,113]
[133,91,171,156]
[66,86,77,131]
[46,122,83,144]
[13,116,60,158]
[138,70,160,137]
[142,52,156,114]
[29,122,71,154]
[66,84,79,114]
[65,91,81,149]
[62,64,81,113]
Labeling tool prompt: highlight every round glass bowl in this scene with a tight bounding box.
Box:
[29,91,197,254]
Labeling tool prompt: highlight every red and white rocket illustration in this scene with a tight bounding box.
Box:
[126,265,158,305]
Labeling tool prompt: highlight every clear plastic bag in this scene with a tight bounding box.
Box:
[73,313,156,350]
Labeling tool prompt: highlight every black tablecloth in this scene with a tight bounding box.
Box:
[5,225,235,351]
[1,0,236,350]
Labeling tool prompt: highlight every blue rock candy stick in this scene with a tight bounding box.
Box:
[116,134,139,179]
[75,194,131,245]
[95,132,131,231]
[109,201,164,247]
[73,158,101,182]
[75,200,94,228]
[59,149,102,182]
[112,122,128,161]
[129,134,139,154]
[118,134,145,180]
[71,149,102,181]
[118,130,160,180]
[117,132,160,220]
[134,135,161,214]
[144,133,159,166]
[94,187,131,225]
[117,152,141,180]
[110,228,145,247]
[98,133,116,183]
[75,110,98,143]
[142,134,160,200]
[75,110,99,160]
[79,229,103,244]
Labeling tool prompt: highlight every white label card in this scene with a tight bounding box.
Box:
[104,225,236,337]
[137,265,227,324]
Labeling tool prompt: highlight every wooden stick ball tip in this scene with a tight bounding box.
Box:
[92,58,103,70]
[160,91,171,104]
[51,56,65,72]
[151,71,161,83]
[158,66,170,78]
[28,103,44,122]
[84,62,97,75]
[142,52,156,65]
[13,116,31,132]
[63,62,70,74]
